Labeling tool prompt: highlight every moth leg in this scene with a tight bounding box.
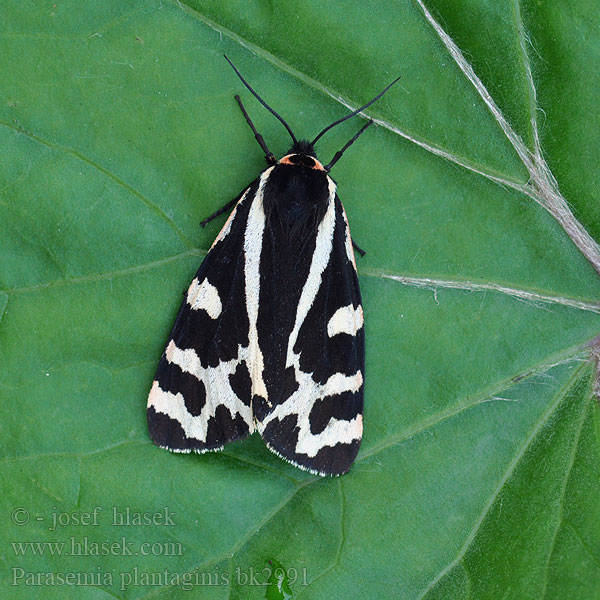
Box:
[352,239,366,257]
[234,95,277,165]
[200,197,238,228]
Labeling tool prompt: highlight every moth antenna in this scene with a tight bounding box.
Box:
[325,120,374,171]
[224,55,298,145]
[311,76,401,146]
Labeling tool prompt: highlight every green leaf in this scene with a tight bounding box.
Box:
[265,559,294,600]
[1,2,599,599]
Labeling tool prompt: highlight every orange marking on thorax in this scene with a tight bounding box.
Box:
[279,154,326,171]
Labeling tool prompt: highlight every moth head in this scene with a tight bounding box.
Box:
[288,140,317,157]
[277,141,326,171]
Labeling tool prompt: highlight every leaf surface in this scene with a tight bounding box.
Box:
[1,1,599,598]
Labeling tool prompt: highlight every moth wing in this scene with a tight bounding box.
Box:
[259,194,365,475]
[147,182,259,453]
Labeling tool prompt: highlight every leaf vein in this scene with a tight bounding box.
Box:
[358,347,588,465]
[413,0,600,274]
[0,118,194,250]
[563,520,600,572]
[1,249,204,295]
[363,269,600,314]
[540,387,591,597]
[512,0,540,155]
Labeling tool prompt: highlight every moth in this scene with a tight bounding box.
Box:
[147,57,399,475]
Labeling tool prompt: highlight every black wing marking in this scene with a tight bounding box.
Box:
[147,179,261,453]
[257,190,364,476]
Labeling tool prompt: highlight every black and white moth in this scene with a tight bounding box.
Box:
[147,57,399,475]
